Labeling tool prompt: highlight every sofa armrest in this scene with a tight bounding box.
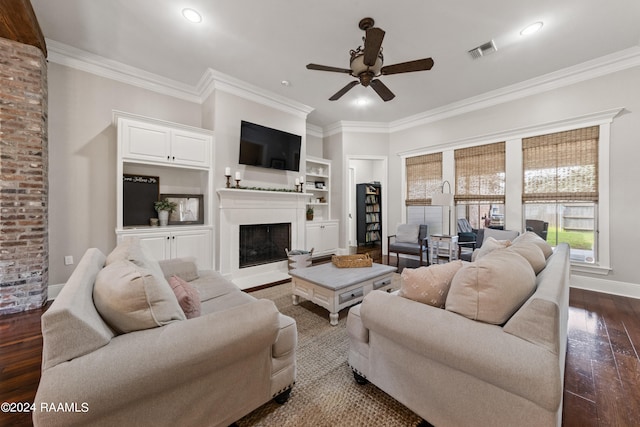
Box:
[35,299,280,423]
[360,291,562,411]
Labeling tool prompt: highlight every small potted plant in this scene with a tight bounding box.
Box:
[306,206,314,221]
[154,198,177,227]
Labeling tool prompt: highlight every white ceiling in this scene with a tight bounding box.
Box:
[31,0,640,128]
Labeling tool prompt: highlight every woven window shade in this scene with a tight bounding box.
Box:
[405,152,442,206]
[522,126,599,202]
[454,142,505,204]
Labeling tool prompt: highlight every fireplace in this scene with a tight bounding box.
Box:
[239,223,291,268]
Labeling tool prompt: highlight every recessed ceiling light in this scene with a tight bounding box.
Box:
[281,80,291,87]
[355,98,368,107]
[520,21,543,36]
[182,8,202,23]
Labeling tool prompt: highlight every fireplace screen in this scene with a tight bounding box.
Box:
[239,223,291,268]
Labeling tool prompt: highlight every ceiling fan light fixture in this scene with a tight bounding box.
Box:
[520,21,543,36]
[182,8,202,23]
[350,51,383,76]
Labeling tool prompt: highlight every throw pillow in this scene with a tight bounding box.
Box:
[399,261,466,308]
[473,236,511,261]
[445,250,536,324]
[168,275,201,319]
[395,224,420,243]
[94,259,186,334]
[507,241,547,274]
[513,231,554,258]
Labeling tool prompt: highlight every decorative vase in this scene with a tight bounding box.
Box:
[158,210,169,227]
[306,213,313,221]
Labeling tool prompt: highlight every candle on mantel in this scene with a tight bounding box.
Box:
[235,171,241,180]
[299,176,304,184]
[225,167,231,176]
[295,178,300,186]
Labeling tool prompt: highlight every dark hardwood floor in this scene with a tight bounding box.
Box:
[1,281,639,426]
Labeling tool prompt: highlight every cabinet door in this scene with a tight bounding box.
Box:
[121,120,171,163]
[322,221,339,252]
[133,233,171,261]
[305,223,323,253]
[171,130,211,168]
[171,229,212,269]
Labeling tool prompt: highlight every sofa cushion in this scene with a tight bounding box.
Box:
[168,275,201,319]
[399,261,465,308]
[159,257,199,282]
[507,241,547,274]
[513,231,554,258]
[473,236,511,261]
[445,250,536,324]
[94,259,186,333]
[396,224,420,243]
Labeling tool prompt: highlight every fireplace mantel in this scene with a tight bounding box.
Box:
[217,188,308,289]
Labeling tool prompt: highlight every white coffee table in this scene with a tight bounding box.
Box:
[289,262,397,326]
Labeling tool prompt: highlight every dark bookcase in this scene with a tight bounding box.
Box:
[356,183,382,247]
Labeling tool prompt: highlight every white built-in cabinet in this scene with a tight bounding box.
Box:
[114,111,214,269]
[305,156,339,257]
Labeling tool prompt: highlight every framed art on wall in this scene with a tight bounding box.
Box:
[160,194,204,225]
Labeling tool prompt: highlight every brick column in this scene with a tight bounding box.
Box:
[0,37,48,314]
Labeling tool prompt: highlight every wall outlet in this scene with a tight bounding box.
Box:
[64,255,74,265]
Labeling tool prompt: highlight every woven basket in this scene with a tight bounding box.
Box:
[331,253,373,268]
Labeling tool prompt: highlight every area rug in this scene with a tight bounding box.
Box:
[239,277,423,427]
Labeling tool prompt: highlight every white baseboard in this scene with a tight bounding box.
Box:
[570,275,640,299]
[48,283,64,301]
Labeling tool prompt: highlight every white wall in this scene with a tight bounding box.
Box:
[387,66,640,292]
[47,63,202,285]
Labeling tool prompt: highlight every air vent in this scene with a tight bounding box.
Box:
[468,40,497,59]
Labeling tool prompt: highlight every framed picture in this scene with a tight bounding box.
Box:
[160,194,204,225]
[315,181,325,189]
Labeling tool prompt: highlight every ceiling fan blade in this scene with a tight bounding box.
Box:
[363,27,385,66]
[329,81,359,101]
[370,79,395,102]
[381,58,434,75]
[307,63,352,74]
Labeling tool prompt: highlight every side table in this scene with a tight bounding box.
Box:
[429,234,459,264]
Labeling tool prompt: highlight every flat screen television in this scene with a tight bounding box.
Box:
[239,121,301,172]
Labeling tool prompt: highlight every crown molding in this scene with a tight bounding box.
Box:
[389,46,640,133]
[317,46,640,137]
[46,40,314,119]
[46,39,202,103]
[324,120,391,137]
[198,69,314,119]
[306,123,324,138]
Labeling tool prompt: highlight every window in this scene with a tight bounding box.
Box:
[405,152,442,206]
[454,142,506,230]
[522,126,599,263]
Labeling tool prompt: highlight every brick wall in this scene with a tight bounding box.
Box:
[0,37,48,314]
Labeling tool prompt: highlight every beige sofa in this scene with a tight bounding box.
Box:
[347,238,570,427]
[34,241,297,427]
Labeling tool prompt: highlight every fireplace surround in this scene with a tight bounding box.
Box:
[217,189,309,289]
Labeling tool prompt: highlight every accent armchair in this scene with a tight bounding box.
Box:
[526,219,549,241]
[387,224,429,267]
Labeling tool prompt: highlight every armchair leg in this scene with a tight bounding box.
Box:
[274,387,292,404]
[352,370,369,385]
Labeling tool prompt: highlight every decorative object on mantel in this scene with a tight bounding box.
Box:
[331,253,373,268]
[234,171,242,188]
[221,186,304,193]
[224,166,232,188]
[306,207,314,221]
[154,198,178,227]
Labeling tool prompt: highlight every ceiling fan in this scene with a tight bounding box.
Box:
[306,17,434,102]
